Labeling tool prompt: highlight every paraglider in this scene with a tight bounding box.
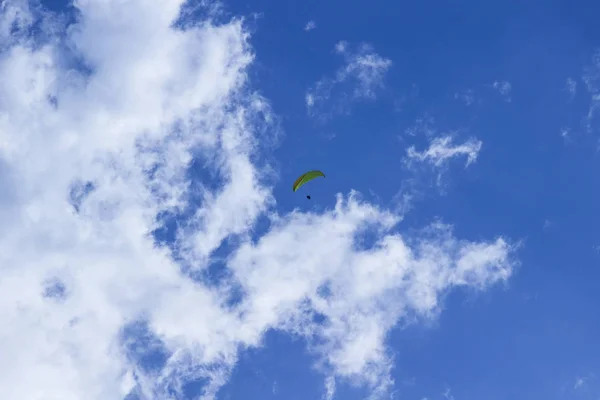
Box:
[292,170,325,199]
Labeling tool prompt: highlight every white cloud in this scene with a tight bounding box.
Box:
[334,40,347,54]
[404,135,482,192]
[492,80,512,102]
[304,20,316,31]
[585,94,600,133]
[323,375,336,400]
[0,1,516,400]
[572,373,596,391]
[583,50,600,93]
[454,89,476,106]
[582,51,600,133]
[566,77,577,99]
[454,81,512,107]
[442,388,455,400]
[404,114,437,137]
[306,41,392,118]
[406,136,483,168]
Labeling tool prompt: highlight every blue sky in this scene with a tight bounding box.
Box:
[0,0,599,399]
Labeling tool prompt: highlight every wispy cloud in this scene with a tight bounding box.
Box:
[492,80,512,102]
[454,89,476,106]
[404,114,437,137]
[560,372,597,394]
[306,41,392,118]
[406,136,483,168]
[404,135,482,191]
[572,372,597,391]
[566,77,577,100]
[304,20,316,31]
[0,2,516,400]
[442,388,455,400]
[583,50,600,93]
[582,50,600,133]
[453,81,511,107]
[560,127,571,142]
[585,95,600,134]
[323,376,336,400]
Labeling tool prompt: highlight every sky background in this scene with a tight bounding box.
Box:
[0,0,599,399]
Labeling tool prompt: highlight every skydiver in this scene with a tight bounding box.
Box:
[306,195,311,200]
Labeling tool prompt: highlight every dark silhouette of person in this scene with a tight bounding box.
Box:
[306,195,311,200]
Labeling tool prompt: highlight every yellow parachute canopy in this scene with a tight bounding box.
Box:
[292,170,325,192]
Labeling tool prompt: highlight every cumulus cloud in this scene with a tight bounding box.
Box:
[306,41,392,118]
[304,20,316,31]
[406,136,483,168]
[0,1,515,400]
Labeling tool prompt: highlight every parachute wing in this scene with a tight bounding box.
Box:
[292,170,325,192]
